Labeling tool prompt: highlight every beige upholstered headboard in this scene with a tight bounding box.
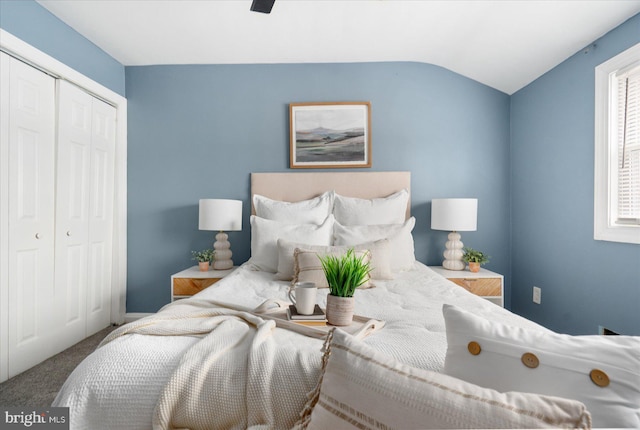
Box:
[251,171,411,219]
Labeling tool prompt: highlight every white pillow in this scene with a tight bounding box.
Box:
[333,217,415,272]
[442,304,640,429]
[299,329,591,430]
[275,238,393,281]
[248,215,334,273]
[252,191,333,225]
[333,189,409,225]
[293,248,373,289]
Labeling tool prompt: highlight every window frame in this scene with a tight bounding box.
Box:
[594,42,640,245]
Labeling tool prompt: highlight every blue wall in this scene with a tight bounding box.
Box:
[510,14,640,335]
[125,63,511,312]
[0,0,125,96]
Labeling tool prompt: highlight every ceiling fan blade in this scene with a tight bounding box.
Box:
[250,0,275,14]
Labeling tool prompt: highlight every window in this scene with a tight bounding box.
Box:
[594,43,640,244]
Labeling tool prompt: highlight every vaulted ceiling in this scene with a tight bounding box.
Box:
[37,0,640,94]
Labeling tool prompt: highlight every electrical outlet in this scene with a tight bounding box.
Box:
[533,286,541,304]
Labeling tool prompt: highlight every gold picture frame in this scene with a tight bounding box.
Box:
[289,102,372,169]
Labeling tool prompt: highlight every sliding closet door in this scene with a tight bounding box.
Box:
[0,52,8,382]
[55,81,92,345]
[1,36,125,383]
[56,81,115,341]
[1,52,57,378]
[86,94,116,335]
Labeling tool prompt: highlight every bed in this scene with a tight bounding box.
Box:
[53,172,639,429]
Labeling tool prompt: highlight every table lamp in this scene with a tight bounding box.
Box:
[199,199,243,270]
[431,198,478,271]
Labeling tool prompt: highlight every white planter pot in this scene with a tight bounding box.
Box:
[326,295,355,326]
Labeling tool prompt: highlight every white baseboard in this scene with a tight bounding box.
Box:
[124,312,153,323]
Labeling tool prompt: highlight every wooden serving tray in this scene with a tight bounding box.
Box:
[205,299,386,340]
[264,309,386,340]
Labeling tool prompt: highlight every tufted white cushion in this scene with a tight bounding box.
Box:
[248,215,334,273]
[275,239,393,281]
[442,304,640,429]
[333,217,415,272]
[333,189,409,225]
[300,329,591,430]
[252,191,333,225]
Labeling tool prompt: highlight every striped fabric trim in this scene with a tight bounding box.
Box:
[317,393,391,430]
[331,342,585,428]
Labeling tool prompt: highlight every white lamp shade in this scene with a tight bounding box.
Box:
[431,198,478,232]
[199,199,243,231]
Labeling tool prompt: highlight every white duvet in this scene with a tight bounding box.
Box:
[53,263,547,430]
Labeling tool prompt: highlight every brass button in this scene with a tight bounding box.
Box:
[590,369,610,387]
[467,341,481,355]
[521,352,539,368]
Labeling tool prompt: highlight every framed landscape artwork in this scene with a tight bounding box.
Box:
[289,102,372,168]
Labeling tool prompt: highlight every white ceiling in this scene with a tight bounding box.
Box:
[37,0,640,94]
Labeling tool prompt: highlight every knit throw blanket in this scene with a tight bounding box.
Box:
[99,299,327,430]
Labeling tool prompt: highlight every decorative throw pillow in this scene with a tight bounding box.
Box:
[333,217,416,272]
[253,191,333,225]
[275,239,393,281]
[333,189,409,225]
[293,248,373,289]
[442,304,640,429]
[248,215,334,273]
[298,329,591,430]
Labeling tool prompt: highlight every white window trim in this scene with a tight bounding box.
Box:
[594,42,640,245]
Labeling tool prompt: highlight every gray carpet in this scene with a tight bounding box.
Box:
[0,325,118,407]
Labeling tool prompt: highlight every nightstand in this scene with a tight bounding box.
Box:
[429,266,504,307]
[171,266,237,301]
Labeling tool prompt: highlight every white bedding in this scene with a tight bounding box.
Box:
[53,262,548,429]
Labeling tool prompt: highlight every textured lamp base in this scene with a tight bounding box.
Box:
[442,231,465,271]
[213,231,234,270]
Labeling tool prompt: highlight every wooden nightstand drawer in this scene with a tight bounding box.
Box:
[448,277,501,297]
[170,266,237,301]
[428,266,504,307]
[173,277,220,296]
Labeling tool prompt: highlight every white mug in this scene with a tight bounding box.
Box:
[288,282,317,315]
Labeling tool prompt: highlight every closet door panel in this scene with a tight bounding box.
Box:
[1,49,122,383]
[14,250,39,342]
[5,55,56,378]
[86,98,116,335]
[55,81,92,346]
[0,53,9,382]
